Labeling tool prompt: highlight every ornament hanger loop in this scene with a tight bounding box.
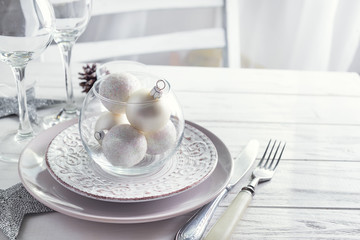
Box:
[156,79,166,90]
[150,79,168,99]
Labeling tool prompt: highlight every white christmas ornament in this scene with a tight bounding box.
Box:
[99,73,140,114]
[145,121,177,155]
[126,89,171,132]
[94,112,129,144]
[102,124,147,167]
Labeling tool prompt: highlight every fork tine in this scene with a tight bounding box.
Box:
[258,139,272,167]
[263,140,277,168]
[267,141,281,169]
[272,142,286,170]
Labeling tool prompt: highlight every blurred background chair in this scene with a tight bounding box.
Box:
[41,0,241,67]
[39,0,360,72]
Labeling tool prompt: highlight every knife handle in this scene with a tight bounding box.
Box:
[204,189,253,240]
[174,188,228,240]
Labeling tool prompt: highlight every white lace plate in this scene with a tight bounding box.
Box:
[45,122,218,202]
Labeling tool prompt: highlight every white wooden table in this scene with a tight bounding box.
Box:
[1,62,360,239]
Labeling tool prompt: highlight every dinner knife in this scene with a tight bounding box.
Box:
[174,140,259,240]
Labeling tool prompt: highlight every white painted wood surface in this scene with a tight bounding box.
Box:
[44,29,226,62]
[225,0,241,68]
[0,62,360,239]
[92,0,223,16]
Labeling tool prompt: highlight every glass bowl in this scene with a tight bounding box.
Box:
[79,61,185,176]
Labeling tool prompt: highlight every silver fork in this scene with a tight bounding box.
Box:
[204,140,286,240]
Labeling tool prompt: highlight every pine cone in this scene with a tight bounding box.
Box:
[79,63,97,93]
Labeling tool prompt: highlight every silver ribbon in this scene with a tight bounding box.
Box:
[0,183,54,240]
[0,87,64,122]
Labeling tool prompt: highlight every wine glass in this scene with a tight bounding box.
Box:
[43,0,92,126]
[0,0,54,162]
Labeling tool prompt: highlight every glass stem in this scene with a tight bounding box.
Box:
[11,65,33,138]
[58,42,76,113]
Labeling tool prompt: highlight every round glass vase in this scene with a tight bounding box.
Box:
[79,70,185,176]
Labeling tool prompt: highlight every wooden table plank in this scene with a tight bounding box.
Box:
[23,63,360,96]
[1,62,357,97]
[155,66,360,96]
[223,161,360,209]
[197,121,360,161]
[211,208,360,239]
[177,92,360,125]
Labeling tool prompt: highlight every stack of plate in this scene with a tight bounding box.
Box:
[18,119,232,223]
